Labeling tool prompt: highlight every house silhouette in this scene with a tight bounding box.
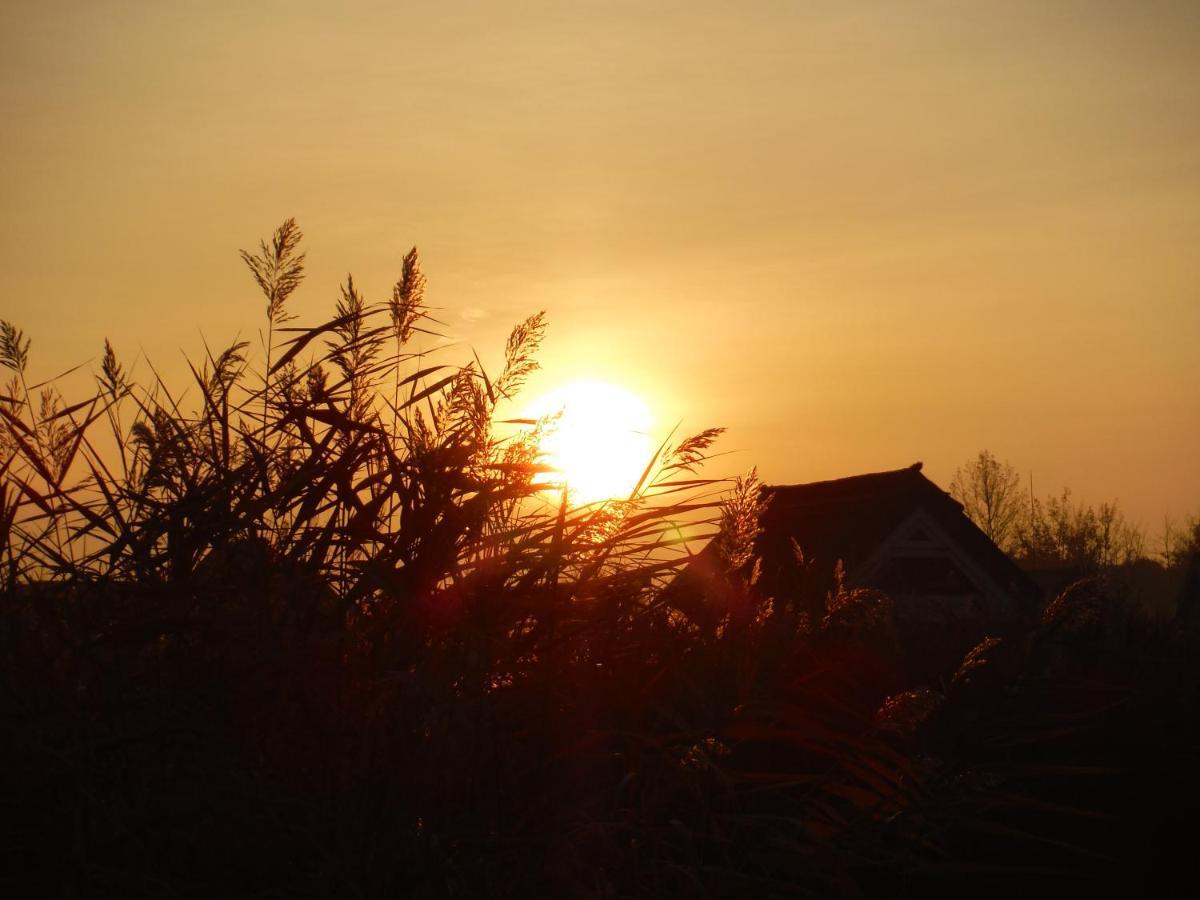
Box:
[676,463,1040,678]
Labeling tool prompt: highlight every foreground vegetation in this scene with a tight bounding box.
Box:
[2,223,1198,897]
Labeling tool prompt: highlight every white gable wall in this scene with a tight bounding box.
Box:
[848,508,1017,624]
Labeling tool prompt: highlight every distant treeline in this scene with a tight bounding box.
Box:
[949,449,1199,573]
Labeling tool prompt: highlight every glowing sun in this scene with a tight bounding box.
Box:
[524,380,654,505]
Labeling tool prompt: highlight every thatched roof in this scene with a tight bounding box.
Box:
[755,463,1037,606]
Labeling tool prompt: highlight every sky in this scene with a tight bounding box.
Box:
[2,0,1198,530]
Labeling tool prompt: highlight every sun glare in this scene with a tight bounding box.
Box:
[524,380,654,505]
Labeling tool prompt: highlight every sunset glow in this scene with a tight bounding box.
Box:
[524,380,654,505]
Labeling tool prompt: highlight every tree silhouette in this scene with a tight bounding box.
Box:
[1015,488,1144,572]
[948,449,1024,552]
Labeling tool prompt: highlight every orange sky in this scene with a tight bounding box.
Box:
[2,1,1198,529]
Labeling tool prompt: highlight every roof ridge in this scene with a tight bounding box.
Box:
[764,462,924,493]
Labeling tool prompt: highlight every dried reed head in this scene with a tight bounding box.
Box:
[240,217,305,326]
[389,246,427,344]
[1,320,30,373]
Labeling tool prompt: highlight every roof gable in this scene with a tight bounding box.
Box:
[755,463,1038,609]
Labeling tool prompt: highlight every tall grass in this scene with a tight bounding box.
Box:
[0,222,716,594]
[0,220,753,895]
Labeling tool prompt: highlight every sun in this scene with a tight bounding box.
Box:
[523,380,654,505]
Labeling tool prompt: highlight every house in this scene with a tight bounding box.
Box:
[756,462,1038,619]
[676,463,1041,677]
